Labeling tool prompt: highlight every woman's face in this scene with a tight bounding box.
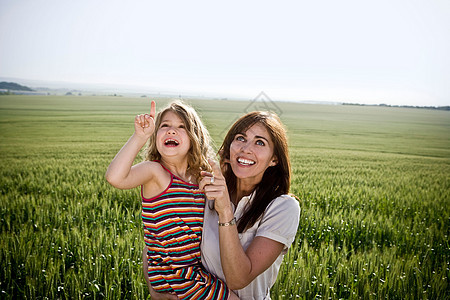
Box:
[229,123,277,183]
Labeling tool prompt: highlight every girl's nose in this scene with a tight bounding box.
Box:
[167,127,176,135]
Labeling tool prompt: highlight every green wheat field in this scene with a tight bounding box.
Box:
[1,95,449,299]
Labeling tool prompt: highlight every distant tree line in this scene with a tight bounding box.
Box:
[0,81,34,92]
[343,102,450,111]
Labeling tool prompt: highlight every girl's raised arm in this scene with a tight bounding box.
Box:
[105,100,157,189]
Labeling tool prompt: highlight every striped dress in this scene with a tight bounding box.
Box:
[141,163,230,300]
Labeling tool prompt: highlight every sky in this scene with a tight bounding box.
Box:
[0,0,449,106]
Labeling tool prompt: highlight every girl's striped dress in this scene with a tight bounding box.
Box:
[142,163,230,300]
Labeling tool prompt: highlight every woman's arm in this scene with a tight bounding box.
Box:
[200,161,286,290]
[105,101,156,189]
[217,215,284,289]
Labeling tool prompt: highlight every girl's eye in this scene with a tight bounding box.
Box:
[178,124,185,129]
[160,124,168,128]
[236,136,245,142]
[256,140,265,146]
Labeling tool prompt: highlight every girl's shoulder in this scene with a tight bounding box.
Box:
[137,160,167,178]
[143,160,164,169]
[140,161,172,199]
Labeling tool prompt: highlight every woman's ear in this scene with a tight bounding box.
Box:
[270,157,278,167]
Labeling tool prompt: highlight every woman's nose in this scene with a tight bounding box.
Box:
[240,142,252,153]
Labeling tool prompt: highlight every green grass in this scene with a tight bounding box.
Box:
[1,95,449,299]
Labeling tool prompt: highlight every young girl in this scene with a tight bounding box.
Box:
[105,100,238,300]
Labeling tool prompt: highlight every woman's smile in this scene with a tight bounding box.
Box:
[236,157,255,166]
[230,123,276,182]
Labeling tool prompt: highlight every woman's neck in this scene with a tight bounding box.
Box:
[234,179,257,204]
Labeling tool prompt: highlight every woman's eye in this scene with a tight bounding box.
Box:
[256,140,265,146]
[236,136,245,142]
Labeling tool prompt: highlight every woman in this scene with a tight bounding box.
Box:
[150,111,300,299]
[199,111,300,299]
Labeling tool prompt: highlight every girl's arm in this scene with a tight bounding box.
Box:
[105,101,157,189]
[200,161,285,290]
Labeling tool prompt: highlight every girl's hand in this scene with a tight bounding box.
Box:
[200,159,233,216]
[134,100,156,139]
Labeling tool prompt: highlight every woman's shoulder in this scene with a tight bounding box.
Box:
[272,194,300,208]
[257,194,300,245]
[265,194,301,217]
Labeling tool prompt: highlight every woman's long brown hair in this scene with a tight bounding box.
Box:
[219,111,291,233]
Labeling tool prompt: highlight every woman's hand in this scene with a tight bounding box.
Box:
[199,159,233,217]
[134,100,156,139]
[143,246,179,299]
[149,289,179,300]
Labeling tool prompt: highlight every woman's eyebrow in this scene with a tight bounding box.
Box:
[238,132,269,142]
[239,131,269,142]
[255,135,269,142]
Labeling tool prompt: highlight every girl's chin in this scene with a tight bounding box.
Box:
[159,149,189,158]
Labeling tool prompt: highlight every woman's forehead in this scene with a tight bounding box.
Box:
[241,123,271,139]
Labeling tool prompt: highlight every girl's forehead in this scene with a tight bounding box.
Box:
[161,110,183,122]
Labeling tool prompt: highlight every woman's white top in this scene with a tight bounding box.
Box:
[201,193,301,300]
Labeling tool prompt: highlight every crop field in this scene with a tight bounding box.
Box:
[0,95,449,299]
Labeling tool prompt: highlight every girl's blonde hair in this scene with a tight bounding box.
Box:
[145,101,214,180]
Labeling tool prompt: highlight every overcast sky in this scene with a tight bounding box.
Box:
[1,0,449,106]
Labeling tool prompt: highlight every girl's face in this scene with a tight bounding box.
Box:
[229,123,277,184]
[156,111,191,159]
